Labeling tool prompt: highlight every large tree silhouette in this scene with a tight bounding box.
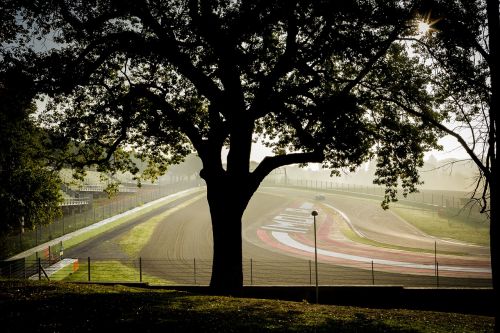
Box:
[6,0,444,290]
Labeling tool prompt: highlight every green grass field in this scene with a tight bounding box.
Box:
[54,260,172,284]
[0,279,494,332]
[303,186,490,247]
[390,205,489,246]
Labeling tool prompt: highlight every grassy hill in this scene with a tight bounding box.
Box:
[0,279,493,332]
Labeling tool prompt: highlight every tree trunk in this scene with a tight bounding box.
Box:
[491,180,499,329]
[205,177,249,293]
[486,0,499,328]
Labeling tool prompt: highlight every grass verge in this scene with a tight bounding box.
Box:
[0,279,493,333]
[296,186,490,247]
[54,260,172,284]
[321,204,466,256]
[391,205,489,246]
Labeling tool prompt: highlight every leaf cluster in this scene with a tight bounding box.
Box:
[0,67,62,235]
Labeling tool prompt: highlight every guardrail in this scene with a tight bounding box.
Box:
[73,184,138,193]
[60,197,91,207]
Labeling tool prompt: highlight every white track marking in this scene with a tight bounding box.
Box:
[8,187,205,261]
[323,203,367,238]
[260,202,315,233]
[271,231,491,273]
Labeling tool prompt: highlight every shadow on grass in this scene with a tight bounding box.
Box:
[0,280,492,332]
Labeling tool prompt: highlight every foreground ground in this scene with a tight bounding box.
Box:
[0,280,493,332]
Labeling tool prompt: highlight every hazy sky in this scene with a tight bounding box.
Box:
[248,134,471,163]
[427,135,471,161]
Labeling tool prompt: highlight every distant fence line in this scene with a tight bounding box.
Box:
[0,180,202,259]
[70,184,139,193]
[263,177,485,213]
[0,257,491,289]
[60,197,92,207]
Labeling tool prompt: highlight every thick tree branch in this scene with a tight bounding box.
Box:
[130,85,204,153]
[57,1,127,38]
[188,0,244,114]
[250,2,299,118]
[251,150,324,186]
[117,3,226,112]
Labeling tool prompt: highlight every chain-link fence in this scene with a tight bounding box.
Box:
[0,180,202,259]
[262,177,488,223]
[1,257,490,288]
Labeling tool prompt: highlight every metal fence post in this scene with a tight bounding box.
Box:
[88,257,91,282]
[38,258,41,281]
[250,258,253,285]
[434,241,437,271]
[309,260,312,285]
[371,261,375,285]
[193,258,197,285]
[436,262,439,288]
[139,257,142,283]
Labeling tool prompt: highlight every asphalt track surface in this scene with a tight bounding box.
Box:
[64,191,205,259]
[66,186,492,286]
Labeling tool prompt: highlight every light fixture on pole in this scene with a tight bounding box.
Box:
[311,210,319,304]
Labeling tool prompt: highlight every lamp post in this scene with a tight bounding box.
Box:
[311,210,319,304]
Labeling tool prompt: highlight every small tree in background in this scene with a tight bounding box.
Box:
[403,0,498,323]
[0,68,62,239]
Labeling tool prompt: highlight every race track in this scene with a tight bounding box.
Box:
[66,186,492,286]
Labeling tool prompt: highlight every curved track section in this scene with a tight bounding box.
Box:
[244,188,490,279]
[67,186,491,285]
